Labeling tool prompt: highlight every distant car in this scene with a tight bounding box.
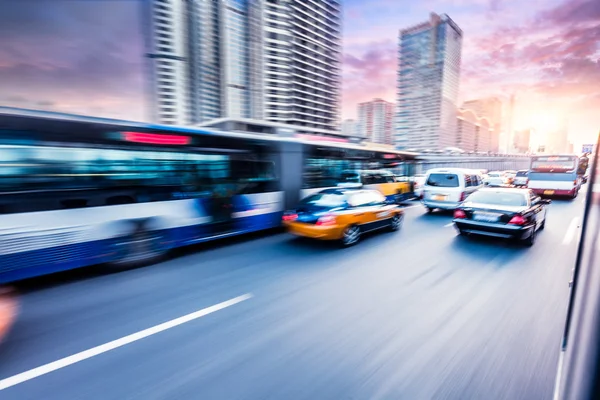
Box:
[453,188,550,246]
[504,170,517,185]
[413,174,427,198]
[282,188,403,246]
[513,170,529,187]
[421,168,484,212]
[485,171,507,187]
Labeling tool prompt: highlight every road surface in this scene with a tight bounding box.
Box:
[0,197,585,399]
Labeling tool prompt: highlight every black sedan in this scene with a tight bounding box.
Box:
[453,188,550,246]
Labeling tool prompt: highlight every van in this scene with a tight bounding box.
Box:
[422,168,483,212]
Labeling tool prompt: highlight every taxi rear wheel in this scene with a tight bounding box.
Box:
[389,214,403,231]
[341,225,361,247]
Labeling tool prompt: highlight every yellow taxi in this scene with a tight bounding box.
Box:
[339,170,412,203]
[282,188,404,246]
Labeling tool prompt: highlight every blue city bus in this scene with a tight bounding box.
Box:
[0,107,417,283]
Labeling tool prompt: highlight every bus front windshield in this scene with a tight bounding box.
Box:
[531,157,576,171]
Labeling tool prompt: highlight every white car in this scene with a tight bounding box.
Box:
[421,168,484,212]
[485,171,507,187]
[413,174,427,198]
[513,170,529,187]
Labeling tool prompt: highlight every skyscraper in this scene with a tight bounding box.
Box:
[142,0,191,125]
[341,119,358,136]
[358,99,394,144]
[462,97,502,152]
[396,13,462,150]
[144,0,341,132]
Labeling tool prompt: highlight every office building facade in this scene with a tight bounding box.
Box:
[341,119,358,136]
[358,99,394,144]
[456,109,494,152]
[145,0,341,133]
[462,97,502,153]
[396,13,462,150]
[142,0,191,125]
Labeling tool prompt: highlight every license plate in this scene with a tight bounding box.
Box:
[432,194,447,201]
[544,190,554,195]
[474,212,500,223]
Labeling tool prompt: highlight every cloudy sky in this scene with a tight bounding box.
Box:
[0,0,598,146]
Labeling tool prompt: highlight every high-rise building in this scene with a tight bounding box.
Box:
[286,0,342,132]
[341,119,358,136]
[358,99,394,144]
[462,97,502,152]
[144,0,342,133]
[546,120,569,154]
[456,109,494,152]
[513,128,531,154]
[142,0,191,125]
[396,12,462,150]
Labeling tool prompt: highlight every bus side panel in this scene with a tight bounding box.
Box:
[231,192,284,232]
[0,199,211,284]
[280,142,304,210]
[0,238,116,284]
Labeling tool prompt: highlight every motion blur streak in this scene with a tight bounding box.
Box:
[0,287,18,343]
[0,198,582,400]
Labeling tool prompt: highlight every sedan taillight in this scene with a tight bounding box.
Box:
[316,214,336,226]
[454,209,467,219]
[282,213,298,222]
[508,215,527,225]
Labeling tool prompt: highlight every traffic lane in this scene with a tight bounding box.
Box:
[0,201,581,399]
[0,205,446,380]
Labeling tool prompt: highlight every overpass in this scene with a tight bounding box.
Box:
[413,153,531,174]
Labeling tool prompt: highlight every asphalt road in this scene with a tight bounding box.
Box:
[0,196,585,400]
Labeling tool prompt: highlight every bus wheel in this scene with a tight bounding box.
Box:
[111,227,168,268]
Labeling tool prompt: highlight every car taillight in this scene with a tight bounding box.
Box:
[508,215,527,225]
[574,179,578,186]
[282,213,298,222]
[459,192,466,202]
[454,209,467,219]
[316,214,336,226]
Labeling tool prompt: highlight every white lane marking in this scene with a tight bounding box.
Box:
[562,217,580,245]
[0,293,253,391]
[444,222,454,227]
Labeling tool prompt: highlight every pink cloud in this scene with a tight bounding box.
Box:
[342,40,397,118]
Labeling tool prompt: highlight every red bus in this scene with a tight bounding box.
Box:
[527,155,586,199]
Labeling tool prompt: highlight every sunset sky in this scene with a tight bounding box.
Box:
[0,0,598,148]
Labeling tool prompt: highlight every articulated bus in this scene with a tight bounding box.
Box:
[528,155,587,199]
[0,108,417,283]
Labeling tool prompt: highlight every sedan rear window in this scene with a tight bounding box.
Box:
[426,173,459,187]
[300,193,347,208]
[466,191,527,207]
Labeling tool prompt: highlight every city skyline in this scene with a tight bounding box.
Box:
[0,0,598,148]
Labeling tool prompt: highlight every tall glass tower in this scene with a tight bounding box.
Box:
[145,0,341,132]
[396,13,462,150]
